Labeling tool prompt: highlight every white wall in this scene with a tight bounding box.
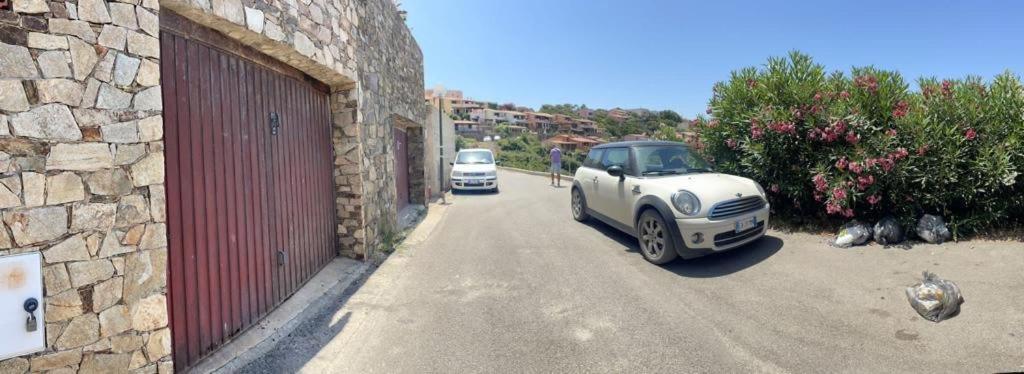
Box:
[424,104,457,198]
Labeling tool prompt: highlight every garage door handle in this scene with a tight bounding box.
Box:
[269,112,281,135]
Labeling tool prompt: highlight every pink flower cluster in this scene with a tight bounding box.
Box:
[725,138,738,149]
[892,100,909,118]
[849,161,863,174]
[769,121,797,135]
[886,128,898,137]
[750,120,764,139]
[831,186,847,201]
[858,147,909,174]
[941,80,954,97]
[854,75,879,93]
[965,128,977,140]
[845,131,861,144]
[856,175,875,191]
[835,157,849,171]
[867,194,882,205]
[825,201,855,218]
[839,91,851,100]
[813,174,828,192]
[807,120,848,143]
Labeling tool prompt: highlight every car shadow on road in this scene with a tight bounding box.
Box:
[582,219,784,278]
[662,236,783,278]
[451,189,499,195]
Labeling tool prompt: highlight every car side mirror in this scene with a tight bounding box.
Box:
[449,162,454,166]
[606,165,624,180]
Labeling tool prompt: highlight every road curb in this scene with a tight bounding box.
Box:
[498,166,574,182]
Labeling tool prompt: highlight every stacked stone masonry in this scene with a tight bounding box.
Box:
[0,0,423,370]
[1,0,171,370]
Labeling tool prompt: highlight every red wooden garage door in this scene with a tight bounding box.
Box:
[160,13,336,371]
[394,126,410,211]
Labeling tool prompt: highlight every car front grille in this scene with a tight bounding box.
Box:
[708,196,765,220]
[464,172,486,177]
[713,221,765,247]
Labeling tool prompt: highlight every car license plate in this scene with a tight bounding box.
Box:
[735,216,758,232]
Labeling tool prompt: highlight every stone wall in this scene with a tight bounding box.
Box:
[349,0,425,257]
[0,0,171,371]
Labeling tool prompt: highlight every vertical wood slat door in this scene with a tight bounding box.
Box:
[161,26,336,371]
[394,126,410,212]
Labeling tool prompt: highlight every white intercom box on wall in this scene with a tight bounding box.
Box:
[0,253,46,360]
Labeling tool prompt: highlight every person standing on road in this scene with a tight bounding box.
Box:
[550,145,562,187]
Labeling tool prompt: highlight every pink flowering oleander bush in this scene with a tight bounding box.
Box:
[695,51,1024,237]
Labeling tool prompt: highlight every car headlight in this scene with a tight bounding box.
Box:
[452,171,463,177]
[671,190,701,216]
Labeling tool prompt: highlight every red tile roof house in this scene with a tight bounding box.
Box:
[0,0,428,371]
[544,134,605,153]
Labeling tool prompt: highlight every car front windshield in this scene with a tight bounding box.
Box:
[635,145,713,175]
[456,151,494,164]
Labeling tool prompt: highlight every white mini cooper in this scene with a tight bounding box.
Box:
[571,141,769,264]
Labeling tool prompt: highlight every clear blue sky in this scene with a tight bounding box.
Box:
[402,0,1024,118]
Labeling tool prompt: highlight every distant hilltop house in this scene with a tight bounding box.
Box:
[424,86,691,143]
[544,134,607,152]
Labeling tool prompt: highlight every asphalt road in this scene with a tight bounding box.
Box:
[239,170,1024,373]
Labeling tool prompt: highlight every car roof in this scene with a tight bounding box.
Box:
[592,140,686,149]
[457,148,493,153]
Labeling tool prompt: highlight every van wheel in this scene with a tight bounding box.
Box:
[637,210,679,265]
[571,187,590,222]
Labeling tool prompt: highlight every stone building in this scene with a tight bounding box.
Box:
[0,0,425,370]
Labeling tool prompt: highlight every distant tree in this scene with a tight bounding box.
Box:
[499,102,517,111]
[495,124,511,137]
[516,106,533,113]
[538,104,579,117]
[455,136,470,151]
[652,124,682,142]
[658,110,683,123]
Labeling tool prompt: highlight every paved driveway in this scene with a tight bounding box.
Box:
[240,170,1023,373]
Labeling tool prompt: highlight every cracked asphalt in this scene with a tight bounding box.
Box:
[238,170,1024,373]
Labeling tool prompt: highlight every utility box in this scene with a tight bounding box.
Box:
[0,253,45,360]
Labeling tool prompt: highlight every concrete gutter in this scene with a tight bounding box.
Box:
[192,257,371,373]
[498,166,574,182]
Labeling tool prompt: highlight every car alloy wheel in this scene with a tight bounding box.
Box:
[572,190,583,217]
[571,188,589,222]
[640,216,666,258]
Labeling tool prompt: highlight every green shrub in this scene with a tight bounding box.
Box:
[495,134,583,174]
[697,51,1024,236]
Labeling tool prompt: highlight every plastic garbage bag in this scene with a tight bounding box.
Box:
[873,216,905,245]
[905,271,963,322]
[833,220,873,248]
[916,214,952,244]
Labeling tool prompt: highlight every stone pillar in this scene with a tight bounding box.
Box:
[0,1,170,372]
[330,88,365,258]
